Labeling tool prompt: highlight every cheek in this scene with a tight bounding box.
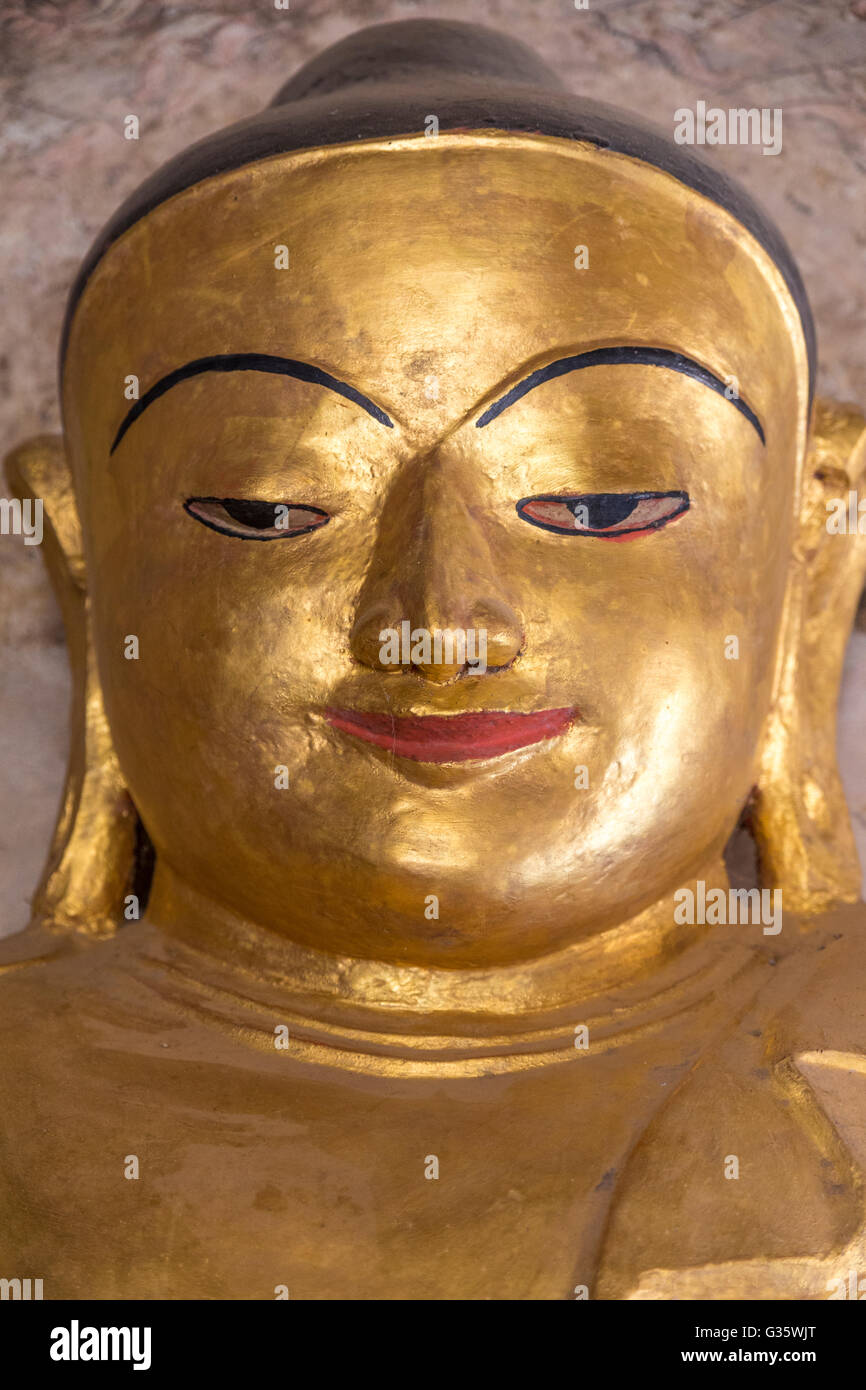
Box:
[518,503,788,788]
[92,587,330,879]
[95,578,328,743]
[89,547,365,875]
[90,488,352,698]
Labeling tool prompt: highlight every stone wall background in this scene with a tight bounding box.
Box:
[2,0,865,933]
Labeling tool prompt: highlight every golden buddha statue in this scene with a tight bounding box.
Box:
[3,19,866,1301]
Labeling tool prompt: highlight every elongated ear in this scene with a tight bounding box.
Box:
[4,436,137,936]
[752,399,866,912]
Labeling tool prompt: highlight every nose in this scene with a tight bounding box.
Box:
[350,452,524,684]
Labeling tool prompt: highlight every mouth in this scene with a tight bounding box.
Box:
[323,707,577,763]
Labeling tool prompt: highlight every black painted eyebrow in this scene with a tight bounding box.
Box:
[475,346,765,445]
[110,353,393,454]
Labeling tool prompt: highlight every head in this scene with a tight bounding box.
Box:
[10,21,866,971]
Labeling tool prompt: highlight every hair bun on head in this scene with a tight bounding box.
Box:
[62,16,814,394]
[269,19,566,106]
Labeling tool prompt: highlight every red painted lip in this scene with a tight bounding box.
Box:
[324,707,576,763]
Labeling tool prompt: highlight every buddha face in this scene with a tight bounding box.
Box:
[62,135,808,968]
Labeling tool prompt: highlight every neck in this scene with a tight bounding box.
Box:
[145,852,740,1036]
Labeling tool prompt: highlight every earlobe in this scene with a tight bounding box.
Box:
[4,435,137,936]
[753,399,866,912]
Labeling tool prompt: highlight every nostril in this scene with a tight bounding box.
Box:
[466,597,525,670]
[347,603,400,667]
[350,601,524,676]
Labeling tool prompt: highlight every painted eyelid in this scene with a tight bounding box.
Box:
[577,493,686,530]
[515,491,689,535]
[183,498,330,539]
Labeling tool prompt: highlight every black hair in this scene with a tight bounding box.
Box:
[61,18,815,392]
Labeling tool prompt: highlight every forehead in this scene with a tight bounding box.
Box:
[63,133,808,470]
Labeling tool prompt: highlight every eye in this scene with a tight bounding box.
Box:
[516,490,689,539]
[184,498,330,540]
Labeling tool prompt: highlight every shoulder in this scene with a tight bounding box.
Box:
[0,922,78,972]
[0,923,142,1075]
[773,902,866,1052]
[0,921,99,997]
[597,906,866,1297]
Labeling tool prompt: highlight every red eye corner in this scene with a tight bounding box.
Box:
[517,491,689,539]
